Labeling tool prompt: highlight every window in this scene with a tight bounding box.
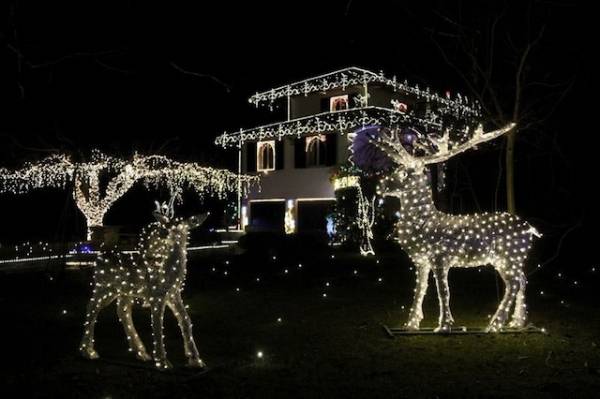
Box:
[257,141,275,172]
[305,135,327,167]
[330,95,349,112]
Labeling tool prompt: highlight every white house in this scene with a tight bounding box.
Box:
[215,67,480,234]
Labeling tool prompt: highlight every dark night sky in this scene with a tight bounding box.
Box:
[0,1,594,265]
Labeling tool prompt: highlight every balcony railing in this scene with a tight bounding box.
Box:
[215,106,445,148]
[247,66,481,119]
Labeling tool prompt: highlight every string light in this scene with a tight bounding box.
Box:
[218,67,481,148]
[356,185,375,256]
[331,171,376,256]
[285,199,296,234]
[358,122,542,332]
[0,151,258,240]
[79,199,209,370]
[248,67,479,118]
[216,107,452,148]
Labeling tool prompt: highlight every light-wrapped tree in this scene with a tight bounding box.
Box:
[0,151,258,239]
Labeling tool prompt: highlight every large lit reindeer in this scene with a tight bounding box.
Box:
[371,123,541,332]
[80,198,208,369]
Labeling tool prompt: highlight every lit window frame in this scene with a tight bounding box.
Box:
[256,140,275,172]
[305,134,327,167]
[329,95,349,112]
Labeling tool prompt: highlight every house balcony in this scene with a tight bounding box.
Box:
[214,106,444,148]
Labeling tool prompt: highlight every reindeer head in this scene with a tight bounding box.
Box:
[184,213,209,230]
[372,123,516,196]
[160,213,208,248]
[152,197,208,236]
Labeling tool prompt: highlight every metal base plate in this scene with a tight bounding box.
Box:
[382,324,546,338]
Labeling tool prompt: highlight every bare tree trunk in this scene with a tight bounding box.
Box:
[505,130,516,214]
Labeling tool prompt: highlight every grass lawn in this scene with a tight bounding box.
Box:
[1,246,599,398]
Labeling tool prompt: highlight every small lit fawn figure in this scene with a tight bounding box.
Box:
[371,123,541,332]
[80,199,208,369]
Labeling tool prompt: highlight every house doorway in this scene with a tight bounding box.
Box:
[249,200,285,232]
[296,199,335,234]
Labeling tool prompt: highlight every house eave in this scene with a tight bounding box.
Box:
[247,67,376,105]
[247,66,480,118]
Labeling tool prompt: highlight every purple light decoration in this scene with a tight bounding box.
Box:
[351,126,425,174]
[350,126,394,174]
[351,126,421,173]
[77,244,94,254]
[400,128,419,146]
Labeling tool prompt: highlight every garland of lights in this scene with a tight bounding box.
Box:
[80,200,208,370]
[330,172,377,255]
[216,106,451,148]
[0,154,73,193]
[248,67,480,119]
[356,185,375,256]
[357,123,542,332]
[330,164,362,250]
[0,151,259,240]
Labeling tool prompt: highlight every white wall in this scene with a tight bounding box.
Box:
[249,167,335,200]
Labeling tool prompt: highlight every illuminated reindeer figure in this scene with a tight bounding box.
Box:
[80,197,208,369]
[372,123,541,332]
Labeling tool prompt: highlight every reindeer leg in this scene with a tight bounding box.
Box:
[116,297,151,361]
[405,264,431,330]
[508,270,528,329]
[487,268,519,332]
[433,266,454,332]
[150,297,172,370]
[167,293,205,368]
[79,290,116,359]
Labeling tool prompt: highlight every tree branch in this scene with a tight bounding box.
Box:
[169,62,231,92]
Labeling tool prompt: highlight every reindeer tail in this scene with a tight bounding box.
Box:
[527,225,542,238]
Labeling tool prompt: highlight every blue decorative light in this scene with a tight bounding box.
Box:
[77,244,94,254]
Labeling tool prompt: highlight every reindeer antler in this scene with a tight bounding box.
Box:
[166,194,176,219]
[153,193,177,221]
[419,123,516,165]
[370,128,422,169]
[373,123,516,168]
